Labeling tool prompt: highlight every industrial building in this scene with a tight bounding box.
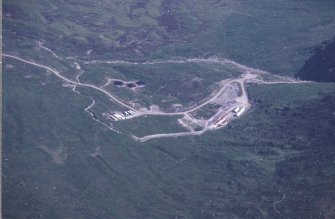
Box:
[233,107,245,117]
[109,110,135,121]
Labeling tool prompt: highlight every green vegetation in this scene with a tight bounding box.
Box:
[80,62,242,110]
[191,103,221,120]
[4,0,335,75]
[3,0,335,218]
[4,59,335,218]
[115,115,185,137]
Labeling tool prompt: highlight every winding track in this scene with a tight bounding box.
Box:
[131,79,252,142]
[4,53,308,142]
[3,54,139,112]
[130,128,208,142]
[3,53,252,117]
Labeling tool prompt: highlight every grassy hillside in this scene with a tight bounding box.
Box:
[3,61,335,218]
[3,0,335,218]
[4,0,335,75]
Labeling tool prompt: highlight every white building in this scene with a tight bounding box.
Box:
[233,107,240,113]
[114,113,125,120]
[110,115,118,121]
[235,107,245,117]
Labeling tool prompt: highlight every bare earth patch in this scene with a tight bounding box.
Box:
[37,145,67,165]
[5,64,15,69]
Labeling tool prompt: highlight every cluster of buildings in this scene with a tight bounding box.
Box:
[233,107,245,117]
[211,106,246,129]
[109,110,135,121]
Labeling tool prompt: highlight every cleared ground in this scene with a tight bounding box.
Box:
[3,54,308,142]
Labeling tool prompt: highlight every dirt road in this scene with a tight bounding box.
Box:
[4,53,310,142]
[3,54,139,112]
